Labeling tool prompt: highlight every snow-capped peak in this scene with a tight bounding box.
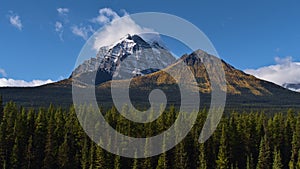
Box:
[72,34,176,84]
[108,34,136,50]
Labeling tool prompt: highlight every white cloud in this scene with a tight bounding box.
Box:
[57,8,69,16]
[0,69,7,77]
[55,21,63,32]
[91,8,120,24]
[0,78,54,87]
[244,56,300,86]
[70,8,158,47]
[91,8,156,50]
[8,12,22,30]
[55,21,64,40]
[55,8,69,40]
[71,25,94,40]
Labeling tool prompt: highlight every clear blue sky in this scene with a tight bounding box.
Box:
[1,0,300,85]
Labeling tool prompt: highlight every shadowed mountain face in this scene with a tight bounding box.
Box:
[1,35,300,112]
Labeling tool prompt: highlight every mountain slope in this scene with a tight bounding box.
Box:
[99,49,273,95]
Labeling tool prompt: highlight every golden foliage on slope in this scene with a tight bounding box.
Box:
[101,50,271,96]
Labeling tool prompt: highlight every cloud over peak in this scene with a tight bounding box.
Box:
[91,8,120,24]
[90,8,156,50]
[71,8,158,45]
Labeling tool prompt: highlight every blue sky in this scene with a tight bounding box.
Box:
[1,0,300,86]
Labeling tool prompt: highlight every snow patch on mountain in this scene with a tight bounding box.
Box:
[283,83,300,92]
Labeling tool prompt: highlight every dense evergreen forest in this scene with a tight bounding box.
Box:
[0,97,300,169]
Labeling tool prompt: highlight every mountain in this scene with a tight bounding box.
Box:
[1,35,300,112]
[71,34,176,86]
[283,83,300,92]
[96,49,300,110]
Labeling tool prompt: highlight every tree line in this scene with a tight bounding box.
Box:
[0,98,300,168]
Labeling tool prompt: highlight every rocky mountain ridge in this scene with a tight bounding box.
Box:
[71,34,176,85]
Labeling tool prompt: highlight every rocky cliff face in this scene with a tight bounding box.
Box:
[71,34,176,85]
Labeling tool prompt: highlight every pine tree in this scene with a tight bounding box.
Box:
[272,148,283,169]
[297,149,300,169]
[26,109,35,139]
[156,132,168,169]
[142,138,152,169]
[246,154,254,169]
[229,113,244,168]
[10,137,21,169]
[24,110,35,169]
[270,114,284,150]
[132,158,139,169]
[58,134,70,169]
[175,142,189,169]
[43,111,57,169]
[256,136,271,169]
[33,109,47,169]
[94,144,107,169]
[216,124,229,169]
[11,108,27,168]
[54,108,65,146]
[0,115,7,169]
[89,142,107,169]
[284,109,294,168]
[132,151,139,169]
[290,115,300,169]
[25,136,34,169]
[89,143,95,169]
[3,102,18,169]
[81,136,89,169]
[142,157,152,169]
[156,153,168,169]
[198,143,207,169]
[114,155,121,169]
[67,106,82,168]
[0,95,3,121]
